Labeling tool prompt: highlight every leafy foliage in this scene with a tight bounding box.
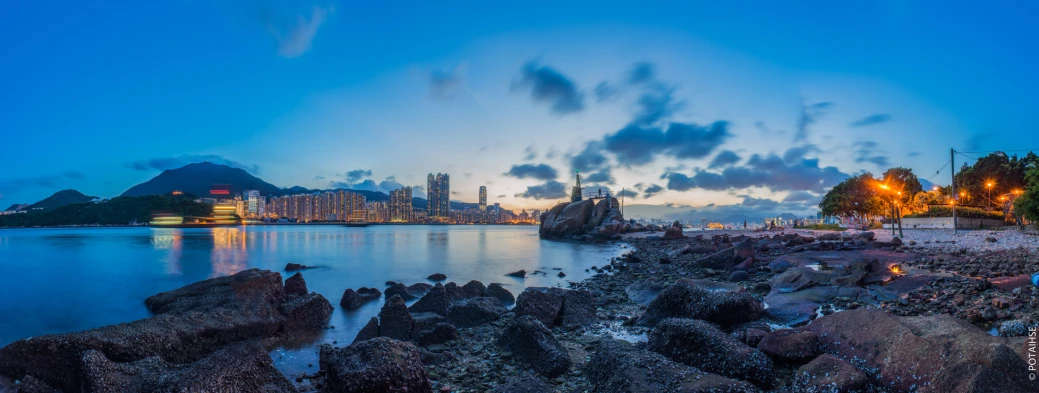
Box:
[954,151,1039,205]
[818,173,887,220]
[905,206,1004,220]
[1014,166,1039,223]
[0,194,212,227]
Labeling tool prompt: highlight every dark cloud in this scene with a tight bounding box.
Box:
[342,169,373,184]
[631,84,681,126]
[782,190,819,203]
[515,180,567,200]
[795,101,834,143]
[0,171,84,193]
[852,141,890,168]
[583,168,613,184]
[616,189,638,198]
[523,145,537,161]
[514,62,584,115]
[664,147,848,193]
[313,175,325,181]
[330,175,406,194]
[782,144,820,163]
[603,121,731,166]
[63,171,86,180]
[740,196,780,208]
[708,150,741,169]
[428,66,465,99]
[849,113,892,127]
[627,62,655,85]
[497,194,507,198]
[569,141,608,173]
[594,82,617,102]
[126,155,260,174]
[504,163,559,181]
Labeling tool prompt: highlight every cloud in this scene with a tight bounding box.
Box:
[523,145,537,161]
[616,189,638,198]
[664,147,848,193]
[631,84,682,126]
[515,180,567,200]
[594,82,617,102]
[260,5,330,58]
[329,175,407,194]
[908,152,921,157]
[342,169,373,184]
[603,121,731,166]
[708,150,741,169]
[497,194,507,198]
[583,168,613,184]
[126,155,260,174]
[569,141,609,173]
[504,163,559,181]
[428,65,465,99]
[849,113,892,127]
[513,62,584,115]
[852,141,890,168]
[627,62,655,85]
[795,101,834,143]
[643,184,664,198]
[782,190,819,203]
[313,175,325,181]
[63,171,86,180]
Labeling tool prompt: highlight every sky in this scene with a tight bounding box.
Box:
[2,1,1037,219]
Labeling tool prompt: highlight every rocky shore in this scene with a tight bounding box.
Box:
[4,227,1039,392]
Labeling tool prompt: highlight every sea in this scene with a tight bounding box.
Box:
[0,225,624,376]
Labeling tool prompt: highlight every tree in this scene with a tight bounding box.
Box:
[819,173,886,222]
[1014,166,1039,224]
[880,167,924,205]
[955,152,1028,206]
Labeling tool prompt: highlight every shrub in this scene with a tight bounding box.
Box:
[793,223,846,231]
[905,205,1004,220]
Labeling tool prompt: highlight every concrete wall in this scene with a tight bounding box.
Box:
[884,217,1006,229]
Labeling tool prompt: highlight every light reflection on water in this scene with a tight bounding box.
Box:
[0,225,623,375]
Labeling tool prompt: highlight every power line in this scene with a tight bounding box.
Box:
[926,159,952,182]
[958,149,1039,154]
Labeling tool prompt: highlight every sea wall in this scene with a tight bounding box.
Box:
[886,217,1007,229]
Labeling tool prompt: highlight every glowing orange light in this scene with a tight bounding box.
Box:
[986,182,994,188]
[890,265,902,274]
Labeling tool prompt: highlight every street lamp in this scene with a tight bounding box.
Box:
[986,181,995,207]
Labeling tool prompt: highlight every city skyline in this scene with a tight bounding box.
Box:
[2,2,1037,219]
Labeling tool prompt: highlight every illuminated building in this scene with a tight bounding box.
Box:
[366,201,389,223]
[244,190,265,219]
[264,190,366,222]
[389,187,413,222]
[479,186,487,211]
[427,173,450,220]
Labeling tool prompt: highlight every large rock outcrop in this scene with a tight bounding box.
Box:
[319,338,432,393]
[648,318,775,388]
[588,339,760,393]
[808,309,1039,393]
[637,278,764,328]
[0,269,333,392]
[539,198,626,240]
[497,315,571,378]
[515,287,597,328]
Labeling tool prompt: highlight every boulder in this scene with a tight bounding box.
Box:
[0,269,332,393]
[459,280,488,299]
[497,316,571,378]
[515,288,565,327]
[757,329,821,363]
[80,340,295,393]
[662,220,685,240]
[637,278,764,328]
[787,354,867,393]
[446,297,507,327]
[539,199,596,239]
[499,374,553,393]
[728,270,750,282]
[648,318,775,387]
[340,287,382,310]
[320,338,432,393]
[283,272,308,297]
[416,323,458,346]
[624,279,668,306]
[411,312,448,337]
[558,289,597,328]
[378,295,413,341]
[733,238,756,262]
[486,283,516,305]
[506,269,527,278]
[409,283,450,316]
[588,339,760,393]
[353,317,380,344]
[407,283,433,296]
[428,273,447,281]
[385,282,418,301]
[284,263,311,271]
[808,309,1037,393]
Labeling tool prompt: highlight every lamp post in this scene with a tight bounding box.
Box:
[987,182,994,207]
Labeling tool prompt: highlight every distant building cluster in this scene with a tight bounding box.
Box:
[212,172,540,225]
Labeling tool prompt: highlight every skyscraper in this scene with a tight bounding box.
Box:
[479,186,487,211]
[390,186,413,222]
[427,173,450,220]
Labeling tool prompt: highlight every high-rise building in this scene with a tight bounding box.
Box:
[427,173,450,220]
[244,190,262,218]
[479,186,487,211]
[389,186,413,222]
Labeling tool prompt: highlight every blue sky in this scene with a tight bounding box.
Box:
[2,1,1037,218]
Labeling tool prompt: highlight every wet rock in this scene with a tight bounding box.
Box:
[559,289,597,328]
[428,273,447,281]
[378,295,413,341]
[787,354,867,393]
[0,269,333,392]
[353,317,380,343]
[340,287,382,310]
[283,272,308,297]
[636,278,764,328]
[497,315,571,378]
[648,318,775,387]
[500,374,553,393]
[733,238,756,262]
[515,288,565,327]
[662,221,685,240]
[1000,320,1028,337]
[411,312,447,337]
[808,309,1034,392]
[557,271,566,277]
[891,236,903,246]
[320,338,432,393]
[757,329,821,363]
[624,279,668,306]
[408,283,433,296]
[728,270,750,282]
[416,323,458,346]
[486,283,516,305]
[385,282,418,301]
[409,283,450,316]
[446,297,507,327]
[459,280,487,299]
[284,263,311,271]
[589,339,760,393]
[540,199,618,239]
[506,270,527,278]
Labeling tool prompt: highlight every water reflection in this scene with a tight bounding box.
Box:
[210,227,248,277]
[150,228,183,275]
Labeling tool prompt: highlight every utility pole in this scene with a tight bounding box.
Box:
[951,148,957,234]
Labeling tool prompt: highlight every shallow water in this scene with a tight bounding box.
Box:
[0,225,623,376]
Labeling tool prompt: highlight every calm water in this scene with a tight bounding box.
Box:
[0,225,622,375]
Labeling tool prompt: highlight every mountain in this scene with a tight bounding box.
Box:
[122,162,283,197]
[26,189,96,211]
[5,204,27,212]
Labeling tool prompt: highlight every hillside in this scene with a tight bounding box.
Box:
[26,190,96,211]
[121,162,283,197]
[0,194,211,228]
